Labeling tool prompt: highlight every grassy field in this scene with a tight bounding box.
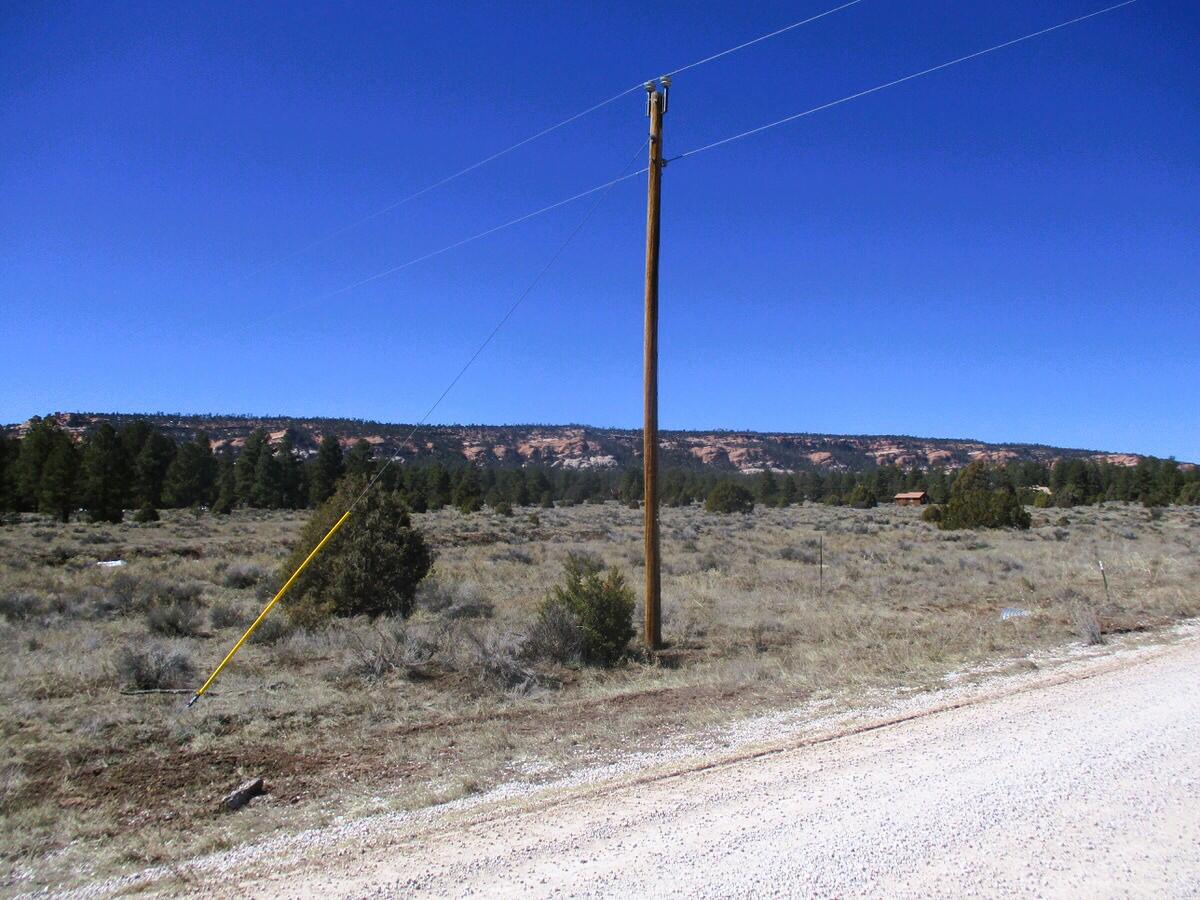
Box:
[1,500,1197,891]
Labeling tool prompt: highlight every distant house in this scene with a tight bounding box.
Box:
[894,491,929,507]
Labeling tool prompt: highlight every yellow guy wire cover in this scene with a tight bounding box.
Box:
[187,509,352,707]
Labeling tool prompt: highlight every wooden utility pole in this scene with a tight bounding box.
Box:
[643,77,668,650]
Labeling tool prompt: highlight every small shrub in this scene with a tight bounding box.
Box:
[525,598,584,666]
[210,600,250,630]
[156,580,204,603]
[462,627,539,692]
[115,644,195,690]
[223,562,267,589]
[146,597,204,637]
[134,504,159,523]
[343,619,426,681]
[705,482,755,514]
[489,546,533,565]
[0,591,44,622]
[416,578,495,619]
[109,572,142,607]
[247,614,293,645]
[1072,604,1104,645]
[921,504,943,524]
[778,545,818,564]
[539,554,634,666]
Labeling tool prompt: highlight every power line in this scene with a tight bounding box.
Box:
[307,167,647,306]
[189,139,648,706]
[354,136,651,499]
[237,0,865,280]
[271,0,1135,323]
[237,85,645,283]
[663,0,861,79]
[672,1,1138,164]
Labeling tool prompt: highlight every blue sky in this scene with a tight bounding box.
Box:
[2,1,1196,459]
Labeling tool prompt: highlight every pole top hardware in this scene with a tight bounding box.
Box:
[645,78,670,116]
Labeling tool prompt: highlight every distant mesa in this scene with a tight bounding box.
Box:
[3,411,1181,474]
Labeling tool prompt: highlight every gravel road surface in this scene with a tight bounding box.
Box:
[245,636,1200,898]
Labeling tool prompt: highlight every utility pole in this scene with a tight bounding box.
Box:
[643,77,668,650]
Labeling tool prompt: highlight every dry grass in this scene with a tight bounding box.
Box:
[1,501,1197,891]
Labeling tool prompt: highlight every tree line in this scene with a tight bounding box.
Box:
[0,417,1196,523]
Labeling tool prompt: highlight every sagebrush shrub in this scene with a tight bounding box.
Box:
[0,591,43,622]
[209,600,250,629]
[146,597,204,637]
[525,598,584,665]
[248,614,293,645]
[416,577,494,619]
[223,562,266,589]
[115,643,194,689]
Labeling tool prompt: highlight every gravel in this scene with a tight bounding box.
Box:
[79,624,1200,898]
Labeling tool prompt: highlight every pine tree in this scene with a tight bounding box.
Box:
[0,436,18,512]
[211,453,237,514]
[252,444,284,508]
[81,423,131,523]
[757,471,780,507]
[937,463,1030,531]
[133,429,176,508]
[779,474,798,506]
[344,439,374,480]
[847,483,878,509]
[39,437,79,522]
[309,434,344,505]
[163,432,216,508]
[278,431,306,509]
[118,420,154,509]
[235,429,268,506]
[452,468,483,514]
[618,468,643,504]
[424,464,452,509]
[510,471,531,506]
[14,418,61,511]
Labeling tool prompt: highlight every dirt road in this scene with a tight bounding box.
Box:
[225,636,1196,899]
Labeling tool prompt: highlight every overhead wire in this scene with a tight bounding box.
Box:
[662,0,862,79]
[237,0,865,280]
[671,0,1139,164]
[275,0,1137,317]
[190,0,1141,704]
[188,138,650,706]
[305,166,649,306]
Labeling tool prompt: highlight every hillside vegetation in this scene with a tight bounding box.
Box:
[2,418,1197,526]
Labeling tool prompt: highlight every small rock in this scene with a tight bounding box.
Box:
[222,777,266,812]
